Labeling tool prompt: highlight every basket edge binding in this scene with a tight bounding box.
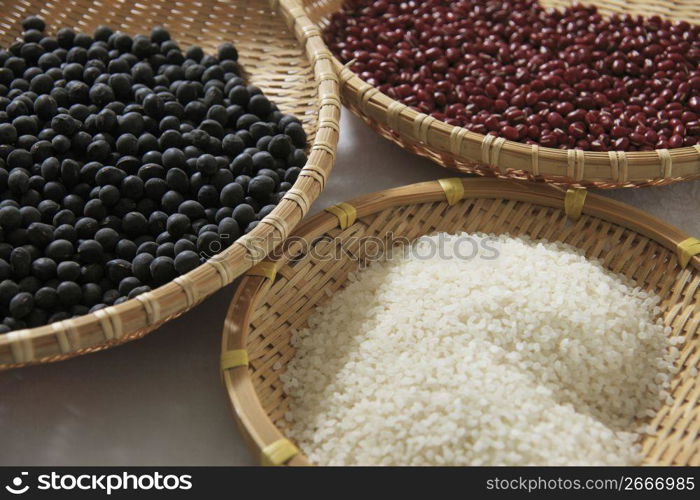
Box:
[0,0,341,369]
[221,177,700,466]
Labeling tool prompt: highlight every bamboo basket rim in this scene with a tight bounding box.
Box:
[0,0,341,369]
[221,177,700,466]
[302,0,700,188]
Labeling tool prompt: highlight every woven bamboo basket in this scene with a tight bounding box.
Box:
[0,0,341,368]
[221,178,700,465]
[301,0,700,188]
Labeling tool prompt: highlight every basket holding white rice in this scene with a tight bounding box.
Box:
[280,232,681,466]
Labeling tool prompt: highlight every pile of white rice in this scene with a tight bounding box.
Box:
[280,233,681,466]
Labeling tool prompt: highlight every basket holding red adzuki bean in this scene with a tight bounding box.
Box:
[324,0,700,151]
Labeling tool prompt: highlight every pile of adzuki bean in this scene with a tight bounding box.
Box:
[324,0,700,151]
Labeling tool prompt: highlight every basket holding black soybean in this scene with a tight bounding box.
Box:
[0,17,307,333]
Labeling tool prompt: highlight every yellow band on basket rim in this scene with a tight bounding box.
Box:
[438,178,465,206]
[564,188,587,221]
[247,261,277,281]
[220,349,248,370]
[325,202,357,229]
[260,438,300,466]
[677,237,700,268]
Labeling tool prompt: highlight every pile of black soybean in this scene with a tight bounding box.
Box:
[0,16,308,333]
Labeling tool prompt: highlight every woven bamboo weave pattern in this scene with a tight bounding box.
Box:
[301,0,700,187]
[222,179,700,465]
[0,0,341,368]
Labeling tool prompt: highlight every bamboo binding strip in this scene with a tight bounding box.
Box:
[0,0,341,368]
[222,178,700,466]
[302,0,700,187]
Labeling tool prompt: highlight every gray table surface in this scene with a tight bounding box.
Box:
[1,110,699,466]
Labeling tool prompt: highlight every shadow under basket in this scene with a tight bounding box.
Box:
[302,0,700,188]
[221,178,700,466]
[0,0,340,368]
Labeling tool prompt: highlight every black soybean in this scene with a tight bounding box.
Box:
[9,292,34,318]
[57,281,81,306]
[174,250,200,274]
[57,260,81,281]
[34,286,58,309]
[149,256,176,285]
